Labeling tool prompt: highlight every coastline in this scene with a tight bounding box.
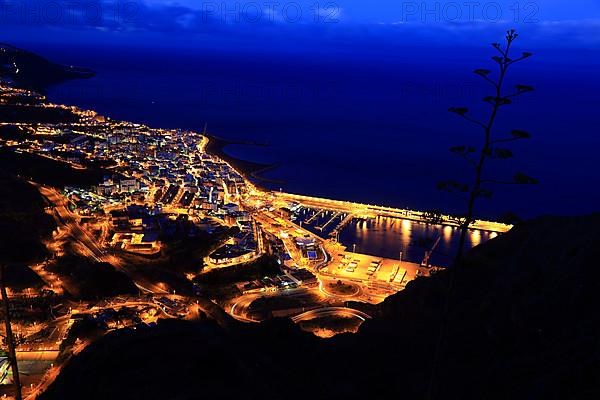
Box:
[0,78,511,271]
[204,134,284,188]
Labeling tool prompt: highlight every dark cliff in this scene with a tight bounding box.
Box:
[40,214,600,400]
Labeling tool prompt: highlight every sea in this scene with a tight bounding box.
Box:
[18,40,600,265]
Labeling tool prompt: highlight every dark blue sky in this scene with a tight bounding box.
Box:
[1,0,599,51]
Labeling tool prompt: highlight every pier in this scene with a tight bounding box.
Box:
[316,212,343,232]
[329,213,355,239]
[305,209,326,225]
[274,192,512,233]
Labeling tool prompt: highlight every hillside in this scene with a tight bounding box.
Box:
[0,173,55,265]
[39,214,600,400]
[0,42,94,90]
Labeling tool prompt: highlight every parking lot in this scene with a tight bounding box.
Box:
[320,251,420,287]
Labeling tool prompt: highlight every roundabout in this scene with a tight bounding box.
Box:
[319,279,361,298]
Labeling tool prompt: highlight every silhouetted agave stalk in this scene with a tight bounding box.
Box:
[427,29,537,400]
[440,28,536,263]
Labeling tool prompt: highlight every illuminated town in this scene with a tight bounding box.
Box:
[0,79,515,397]
[3,5,599,392]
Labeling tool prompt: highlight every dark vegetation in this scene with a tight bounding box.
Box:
[39,214,600,400]
[119,225,235,272]
[56,318,105,365]
[0,173,55,265]
[47,255,137,300]
[160,227,235,273]
[2,264,45,291]
[326,280,358,295]
[193,255,281,301]
[0,42,94,90]
[195,255,280,286]
[0,148,104,188]
[130,267,194,295]
[0,125,32,141]
[0,104,81,123]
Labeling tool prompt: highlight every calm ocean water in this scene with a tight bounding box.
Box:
[35,41,600,221]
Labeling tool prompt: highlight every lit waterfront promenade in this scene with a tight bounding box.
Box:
[272,192,512,234]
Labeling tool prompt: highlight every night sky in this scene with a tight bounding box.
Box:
[1,0,599,50]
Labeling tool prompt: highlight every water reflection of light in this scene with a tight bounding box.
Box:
[401,219,412,231]
[443,226,452,243]
[470,230,482,247]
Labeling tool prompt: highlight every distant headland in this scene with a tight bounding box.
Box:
[0,42,94,91]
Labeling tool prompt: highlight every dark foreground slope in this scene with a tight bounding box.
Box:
[0,173,55,264]
[40,214,600,400]
[351,213,600,399]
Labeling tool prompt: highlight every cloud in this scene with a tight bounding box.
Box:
[0,0,341,31]
[0,0,599,48]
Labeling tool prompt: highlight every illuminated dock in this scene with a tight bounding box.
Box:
[273,192,512,234]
